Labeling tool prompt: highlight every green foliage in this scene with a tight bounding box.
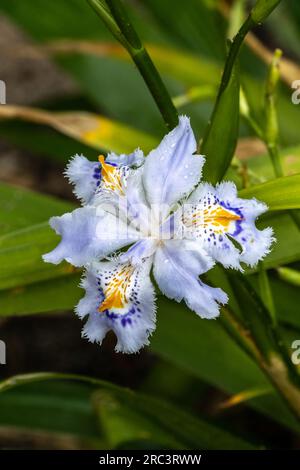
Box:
[0,374,255,449]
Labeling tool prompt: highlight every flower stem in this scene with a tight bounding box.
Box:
[264,49,283,176]
[217,15,254,99]
[87,0,178,130]
[223,306,300,421]
[87,0,126,46]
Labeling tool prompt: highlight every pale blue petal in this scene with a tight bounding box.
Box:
[119,238,157,265]
[65,151,144,205]
[65,154,101,204]
[185,181,275,269]
[77,259,156,353]
[106,148,144,167]
[153,240,227,318]
[143,116,204,211]
[118,167,152,235]
[43,206,139,267]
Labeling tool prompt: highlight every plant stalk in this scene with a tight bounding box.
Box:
[88,0,178,130]
[224,274,300,421]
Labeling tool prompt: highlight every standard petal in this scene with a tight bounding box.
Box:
[77,259,156,353]
[142,116,204,211]
[153,239,227,318]
[65,154,101,204]
[43,206,139,267]
[184,181,275,269]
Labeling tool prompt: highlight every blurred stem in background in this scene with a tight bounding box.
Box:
[277,267,300,287]
[264,48,283,178]
[200,0,281,184]
[202,0,282,126]
[241,47,300,229]
[257,48,278,326]
[264,49,300,230]
[87,0,178,130]
[223,274,300,422]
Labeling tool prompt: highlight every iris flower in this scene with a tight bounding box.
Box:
[43,116,274,353]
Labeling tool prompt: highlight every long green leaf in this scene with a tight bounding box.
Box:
[0,373,255,450]
[239,174,300,210]
[0,183,75,292]
[201,60,240,183]
[0,182,72,235]
[0,105,157,155]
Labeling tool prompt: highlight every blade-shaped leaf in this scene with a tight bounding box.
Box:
[0,373,256,450]
[239,174,300,210]
[0,105,157,154]
[201,60,240,183]
[0,182,72,235]
[0,183,75,291]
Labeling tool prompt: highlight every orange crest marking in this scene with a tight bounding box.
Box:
[98,155,124,194]
[203,206,242,232]
[186,205,242,233]
[99,265,134,312]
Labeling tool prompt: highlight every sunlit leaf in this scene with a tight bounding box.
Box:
[0,105,157,154]
[239,174,300,210]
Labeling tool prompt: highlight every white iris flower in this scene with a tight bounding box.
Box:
[43,116,274,353]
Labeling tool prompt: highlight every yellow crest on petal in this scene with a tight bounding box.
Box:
[99,265,134,312]
[98,154,124,194]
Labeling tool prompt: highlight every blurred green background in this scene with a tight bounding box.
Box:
[0,0,300,450]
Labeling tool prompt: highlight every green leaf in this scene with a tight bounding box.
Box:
[201,60,240,183]
[143,0,226,60]
[227,144,300,189]
[0,223,74,290]
[249,272,300,330]
[245,213,300,271]
[0,380,101,443]
[251,0,282,23]
[239,174,300,210]
[0,373,256,450]
[0,183,75,292]
[44,39,221,88]
[0,274,81,317]
[0,182,72,235]
[0,120,97,165]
